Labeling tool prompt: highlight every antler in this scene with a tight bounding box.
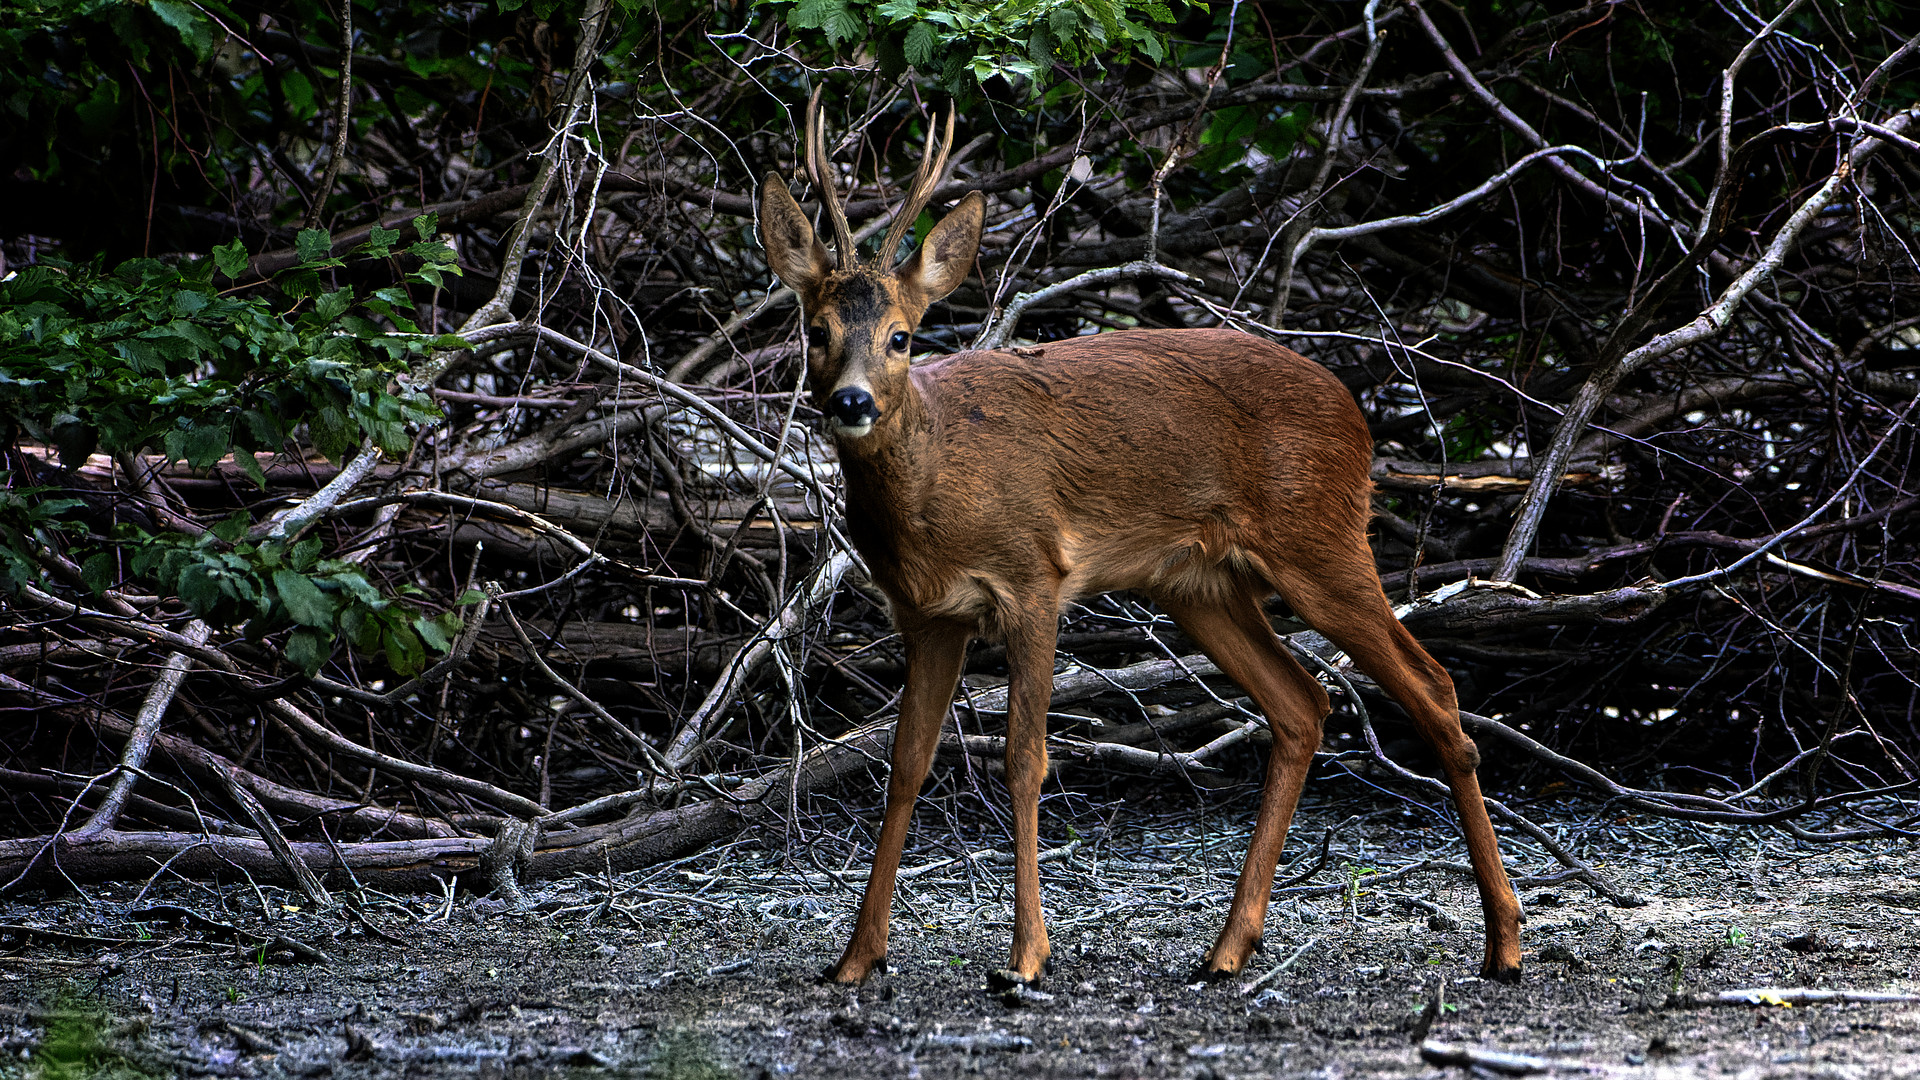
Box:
[874,108,956,269]
[803,86,859,268]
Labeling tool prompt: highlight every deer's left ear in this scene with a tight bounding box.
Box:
[898,191,984,303]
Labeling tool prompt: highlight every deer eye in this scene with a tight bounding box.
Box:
[889,330,911,352]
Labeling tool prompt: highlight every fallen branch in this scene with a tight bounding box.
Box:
[1690,987,1920,1007]
[1419,1040,1585,1076]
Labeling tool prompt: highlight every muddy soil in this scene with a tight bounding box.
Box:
[2,791,1917,1079]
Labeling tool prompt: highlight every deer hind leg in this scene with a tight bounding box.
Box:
[1157,588,1331,977]
[1266,558,1524,980]
[988,604,1060,988]
[828,618,971,984]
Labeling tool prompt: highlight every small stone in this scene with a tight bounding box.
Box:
[1783,931,1828,953]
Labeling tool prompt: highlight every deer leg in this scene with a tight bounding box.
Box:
[990,609,1059,988]
[1159,589,1330,977]
[827,618,971,983]
[1272,566,1523,980]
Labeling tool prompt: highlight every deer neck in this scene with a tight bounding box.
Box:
[834,370,942,565]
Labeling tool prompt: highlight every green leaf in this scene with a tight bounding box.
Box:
[212,512,250,543]
[148,0,215,58]
[366,225,402,257]
[213,239,249,279]
[309,406,357,463]
[414,612,452,652]
[177,562,223,614]
[74,79,121,139]
[904,21,939,67]
[314,288,353,324]
[184,421,229,469]
[235,450,268,488]
[383,622,425,675]
[81,552,117,594]
[281,70,318,120]
[273,569,337,628]
[295,229,332,264]
[285,628,330,675]
[412,212,439,240]
[790,0,865,44]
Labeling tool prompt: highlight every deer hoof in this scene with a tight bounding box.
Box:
[986,961,1046,991]
[1480,958,1523,983]
[821,956,886,984]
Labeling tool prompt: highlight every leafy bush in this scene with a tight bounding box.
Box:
[0,222,465,675]
[764,0,1187,90]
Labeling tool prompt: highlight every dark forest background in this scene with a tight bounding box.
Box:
[2,0,1916,891]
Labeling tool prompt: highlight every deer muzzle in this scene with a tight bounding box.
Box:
[827,385,882,437]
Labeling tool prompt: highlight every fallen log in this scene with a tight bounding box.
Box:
[0,720,897,893]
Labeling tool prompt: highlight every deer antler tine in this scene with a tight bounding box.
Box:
[875,107,957,268]
[803,86,858,268]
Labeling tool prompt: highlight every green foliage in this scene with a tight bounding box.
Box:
[0,228,449,475]
[26,987,168,1080]
[127,523,465,677]
[1188,103,1310,174]
[0,225,468,676]
[0,487,84,593]
[762,0,1191,92]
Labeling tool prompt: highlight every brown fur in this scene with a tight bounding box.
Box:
[759,162,1523,988]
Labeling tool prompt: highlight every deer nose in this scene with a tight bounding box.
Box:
[827,386,882,428]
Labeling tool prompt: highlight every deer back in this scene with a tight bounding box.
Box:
[839,328,1376,626]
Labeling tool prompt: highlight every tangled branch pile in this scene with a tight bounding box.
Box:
[3,0,1916,896]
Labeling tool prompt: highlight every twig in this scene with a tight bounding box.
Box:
[1654,387,1920,594]
[1239,936,1319,996]
[76,620,210,835]
[976,261,1200,349]
[1494,103,1920,581]
[1409,0,1682,241]
[1271,10,1383,320]
[220,767,334,909]
[665,549,854,768]
[300,0,353,232]
[1418,1041,1579,1076]
[499,599,674,775]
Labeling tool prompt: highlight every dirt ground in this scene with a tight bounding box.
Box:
[3,788,1918,1079]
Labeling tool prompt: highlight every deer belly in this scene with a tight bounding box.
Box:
[1057,526,1254,605]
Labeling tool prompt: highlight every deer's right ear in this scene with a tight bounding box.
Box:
[759,173,830,294]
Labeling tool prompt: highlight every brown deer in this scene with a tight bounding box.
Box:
[758,93,1522,987]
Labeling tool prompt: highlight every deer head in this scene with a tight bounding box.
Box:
[758,90,985,440]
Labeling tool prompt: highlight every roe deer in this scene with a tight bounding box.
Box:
[758,92,1522,987]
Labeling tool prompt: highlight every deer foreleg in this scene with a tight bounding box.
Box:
[828,619,970,983]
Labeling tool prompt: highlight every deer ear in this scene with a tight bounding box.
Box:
[759,172,830,293]
[899,191,984,303]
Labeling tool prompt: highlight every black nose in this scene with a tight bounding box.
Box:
[827,387,881,427]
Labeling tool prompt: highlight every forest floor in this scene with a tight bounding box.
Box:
[2,786,1918,1079]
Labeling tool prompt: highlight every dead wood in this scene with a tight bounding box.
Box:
[5,1,1916,904]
